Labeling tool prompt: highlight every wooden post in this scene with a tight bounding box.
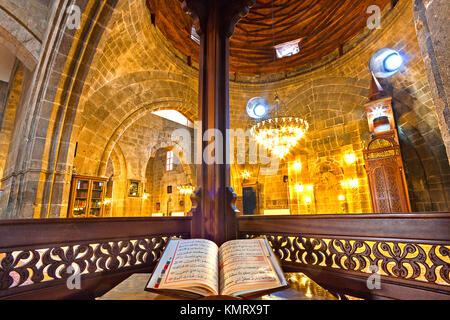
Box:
[181,0,254,245]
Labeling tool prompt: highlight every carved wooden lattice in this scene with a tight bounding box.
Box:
[243,233,450,286]
[0,234,187,292]
[364,131,411,213]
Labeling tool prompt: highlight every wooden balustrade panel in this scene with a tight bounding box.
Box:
[0,217,191,299]
[237,213,450,300]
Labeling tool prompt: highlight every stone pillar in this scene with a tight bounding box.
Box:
[180,0,254,244]
[413,0,450,163]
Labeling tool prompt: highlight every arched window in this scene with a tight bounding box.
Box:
[166,150,174,172]
[152,110,193,128]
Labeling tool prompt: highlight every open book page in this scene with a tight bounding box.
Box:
[146,239,219,296]
[219,238,287,297]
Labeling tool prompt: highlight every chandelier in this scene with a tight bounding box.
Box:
[251,114,309,159]
[177,184,195,195]
[249,1,308,159]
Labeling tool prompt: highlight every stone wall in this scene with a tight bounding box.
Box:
[146,148,190,216]
[413,0,450,165]
[0,80,8,128]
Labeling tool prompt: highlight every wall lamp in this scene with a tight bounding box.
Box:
[247,97,269,119]
[369,48,404,78]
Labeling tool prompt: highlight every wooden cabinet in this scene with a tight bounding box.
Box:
[68,175,107,218]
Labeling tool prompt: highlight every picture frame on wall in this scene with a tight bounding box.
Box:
[128,180,140,197]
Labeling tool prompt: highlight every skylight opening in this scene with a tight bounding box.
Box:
[274,38,302,59]
[191,26,200,45]
[152,110,193,128]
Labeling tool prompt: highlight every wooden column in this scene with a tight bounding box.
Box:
[181,0,254,245]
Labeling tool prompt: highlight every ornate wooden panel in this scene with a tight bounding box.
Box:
[0,236,183,293]
[364,132,411,213]
[243,233,449,286]
[237,214,450,299]
[0,217,191,299]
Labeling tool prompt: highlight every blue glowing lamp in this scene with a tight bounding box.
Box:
[384,52,403,72]
[254,104,267,117]
[369,48,404,78]
[246,97,269,119]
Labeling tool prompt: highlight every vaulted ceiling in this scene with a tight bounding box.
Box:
[147,0,391,75]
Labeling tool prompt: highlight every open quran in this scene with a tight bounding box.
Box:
[145,237,288,299]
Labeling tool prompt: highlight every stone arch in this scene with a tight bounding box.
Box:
[0,64,23,181]
[144,145,194,216]
[310,158,345,181]
[0,6,41,70]
[310,159,347,214]
[0,0,120,218]
[105,143,127,217]
[284,77,369,120]
[94,101,197,178]
[108,143,127,182]
[145,144,195,187]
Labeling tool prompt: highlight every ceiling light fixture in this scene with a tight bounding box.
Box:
[250,2,308,160]
[191,26,200,45]
[274,38,303,59]
[251,94,309,159]
[177,184,195,195]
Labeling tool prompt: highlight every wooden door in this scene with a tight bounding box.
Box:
[366,158,410,213]
[364,134,411,213]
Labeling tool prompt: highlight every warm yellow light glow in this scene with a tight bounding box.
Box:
[177,184,195,195]
[344,153,357,164]
[241,171,251,179]
[338,195,345,201]
[306,185,314,192]
[301,277,307,286]
[305,287,312,298]
[251,117,309,159]
[142,193,149,200]
[304,196,312,203]
[295,184,304,193]
[103,198,112,205]
[348,179,359,188]
[293,161,302,171]
[341,179,359,189]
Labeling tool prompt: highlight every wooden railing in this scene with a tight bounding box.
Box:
[0,217,192,299]
[1,213,448,300]
[237,213,450,300]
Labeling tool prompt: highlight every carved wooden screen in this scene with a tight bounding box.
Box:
[364,132,411,213]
